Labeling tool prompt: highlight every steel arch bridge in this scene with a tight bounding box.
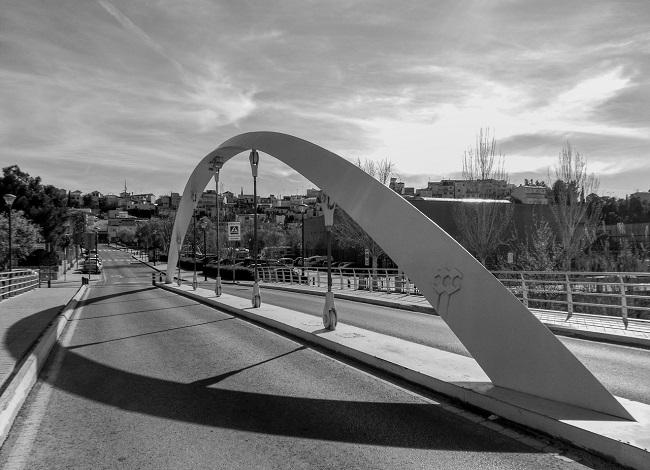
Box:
[166,131,631,420]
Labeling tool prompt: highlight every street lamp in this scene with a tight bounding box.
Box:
[199,217,209,281]
[249,149,261,308]
[192,192,198,290]
[3,194,16,270]
[320,193,337,330]
[151,229,158,266]
[176,232,182,286]
[297,202,307,281]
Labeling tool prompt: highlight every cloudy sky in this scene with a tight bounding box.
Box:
[1,0,649,198]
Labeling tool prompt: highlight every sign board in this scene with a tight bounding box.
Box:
[507,252,514,264]
[227,222,241,241]
[83,232,96,249]
[364,248,370,266]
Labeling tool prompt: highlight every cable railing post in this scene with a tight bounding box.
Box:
[565,272,573,321]
[520,273,529,308]
[618,274,629,329]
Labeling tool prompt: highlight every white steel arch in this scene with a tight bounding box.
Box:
[167,131,631,420]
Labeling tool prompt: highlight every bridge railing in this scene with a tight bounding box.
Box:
[493,271,650,325]
[256,266,650,324]
[256,266,417,294]
[0,269,40,301]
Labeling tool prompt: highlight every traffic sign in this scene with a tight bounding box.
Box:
[227,222,241,241]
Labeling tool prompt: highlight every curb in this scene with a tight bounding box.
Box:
[261,284,650,348]
[156,283,650,470]
[133,255,650,350]
[259,283,436,314]
[0,284,87,447]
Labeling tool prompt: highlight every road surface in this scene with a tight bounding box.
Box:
[0,247,616,469]
[203,280,650,405]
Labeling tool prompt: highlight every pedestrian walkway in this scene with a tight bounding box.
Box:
[145,259,650,348]
[0,269,87,393]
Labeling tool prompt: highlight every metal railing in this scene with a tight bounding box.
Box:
[257,266,420,294]
[256,265,650,326]
[0,269,40,301]
[493,271,650,326]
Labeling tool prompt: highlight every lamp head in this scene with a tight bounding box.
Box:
[249,149,260,177]
[3,194,16,207]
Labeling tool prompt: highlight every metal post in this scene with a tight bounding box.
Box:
[192,205,198,290]
[3,194,16,270]
[321,193,337,330]
[7,207,12,271]
[301,211,305,279]
[520,273,529,308]
[203,227,207,281]
[176,233,182,287]
[618,274,629,329]
[565,273,573,321]
[249,150,261,307]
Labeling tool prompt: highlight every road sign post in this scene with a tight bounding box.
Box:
[227,222,241,242]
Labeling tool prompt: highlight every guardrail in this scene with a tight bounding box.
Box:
[257,266,419,294]
[0,269,40,301]
[256,266,650,326]
[493,271,650,326]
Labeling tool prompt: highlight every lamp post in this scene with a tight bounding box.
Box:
[298,202,307,280]
[151,229,159,266]
[176,232,182,286]
[249,149,261,308]
[199,217,208,281]
[192,192,198,290]
[3,194,16,271]
[320,193,337,330]
[209,157,224,297]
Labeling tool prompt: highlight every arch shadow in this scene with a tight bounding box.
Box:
[166,131,631,420]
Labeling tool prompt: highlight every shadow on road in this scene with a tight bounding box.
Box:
[3,287,536,453]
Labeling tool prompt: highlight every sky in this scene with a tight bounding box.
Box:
[1,0,649,199]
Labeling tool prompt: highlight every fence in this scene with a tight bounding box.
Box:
[0,269,40,301]
[493,271,650,324]
[257,266,420,294]
[256,266,650,324]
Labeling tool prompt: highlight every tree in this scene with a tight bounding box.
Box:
[333,157,397,271]
[452,129,513,266]
[513,215,559,271]
[0,210,42,268]
[0,165,69,248]
[548,142,601,270]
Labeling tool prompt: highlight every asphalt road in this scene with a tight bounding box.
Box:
[202,280,650,405]
[0,247,617,469]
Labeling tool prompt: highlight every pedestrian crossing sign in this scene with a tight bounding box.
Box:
[227,222,241,241]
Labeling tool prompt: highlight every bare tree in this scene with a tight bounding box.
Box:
[452,129,514,266]
[549,141,601,270]
[333,157,396,270]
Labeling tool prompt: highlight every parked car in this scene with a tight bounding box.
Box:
[278,257,294,266]
[203,258,237,276]
[81,257,102,274]
[335,261,361,269]
[304,256,328,267]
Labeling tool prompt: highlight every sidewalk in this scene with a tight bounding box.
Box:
[0,269,89,394]
[148,260,650,349]
[158,281,650,470]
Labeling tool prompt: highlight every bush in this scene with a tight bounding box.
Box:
[23,249,59,267]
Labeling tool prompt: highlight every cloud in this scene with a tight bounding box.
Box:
[2,0,650,198]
